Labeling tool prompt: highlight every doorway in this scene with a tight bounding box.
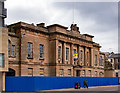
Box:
[5,68,15,76]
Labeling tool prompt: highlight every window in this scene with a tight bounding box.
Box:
[99,72,103,77]
[8,40,10,57]
[28,42,33,58]
[82,70,85,75]
[87,52,89,63]
[58,46,61,60]
[0,53,4,67]
[116,72,118,77]
[73,49,76,54]
[95,55,97,65]
[95,71,97,77]
[40,68,44,76]
[81,50,83,62]
[118,59,120,62]
[110,59,113,63]
[40,44,44,59]
[73,49,76,64]
[118,65,120,69]
[66,48,69,61]
[59,69,64,76]
[88,70,91,77]
[28,68,33,76]
[12,45,15,57]
[100,56,102,66]
[68,69,71,75]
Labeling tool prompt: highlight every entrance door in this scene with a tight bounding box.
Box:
[76,70,80,77]
[5,68,15,76]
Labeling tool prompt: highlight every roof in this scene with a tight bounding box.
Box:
[47,24,68,29]
[109,53,120,58]
[83,34,94,38]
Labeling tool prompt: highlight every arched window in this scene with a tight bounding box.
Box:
[99,72,104,77]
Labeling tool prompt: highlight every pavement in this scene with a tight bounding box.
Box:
[3,85,120,93]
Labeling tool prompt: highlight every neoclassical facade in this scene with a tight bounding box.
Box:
[7,22,105,77]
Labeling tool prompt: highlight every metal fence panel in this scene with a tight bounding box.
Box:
[5,77,119,92]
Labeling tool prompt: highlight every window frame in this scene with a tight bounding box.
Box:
[59,69,64,76]
[68,69,71,75]
[95,55,97,65]
[65,48,69,61]
[58,46,61,60]
[80,50,83,63]
[39,44,44,59]
[87,52,89,63]
[40,68,44,75]
[12,45,15,57]
[28,68,33,76]
[28,42,33,59]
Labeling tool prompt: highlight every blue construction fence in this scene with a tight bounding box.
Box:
[5,77,120,92]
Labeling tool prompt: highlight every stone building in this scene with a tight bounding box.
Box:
[0,0,7,26]
[7,22,105,77]
[108,53,120,77]
[0,0,8,92]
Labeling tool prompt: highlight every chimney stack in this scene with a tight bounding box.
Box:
[37,23,45,27]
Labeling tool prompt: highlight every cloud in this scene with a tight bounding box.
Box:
[5,0,118,53]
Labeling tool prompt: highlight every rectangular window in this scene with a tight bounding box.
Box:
[82,70,85,75]
[68,69,71,75]
[110,59,113,63]
[87,52,89,63]
[8,40,10,57]
[118,59,120,62]
[59,69,64,76]
[58,46,61,60]
[28,68,33,76]
[95,55,97,65]
[100,56,102,66]
[40,44,44,59]
[0,53,4,67]
[88,70,91,77]
[95,71,97,77]
[81,50,83,62]
[12,45,15,57]
[28,42,33,58]
[66,48,69,61]
[73,49,76,54]
[40,68,44,76]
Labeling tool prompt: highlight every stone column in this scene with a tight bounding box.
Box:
[62,42,66,64]
[78,45,81,65]
[84,47,87,66]
[2,72,5,92]
[91,48,94,67]
[0,72,2,92]
[70,43,73,65]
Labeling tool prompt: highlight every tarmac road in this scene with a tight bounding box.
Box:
[4,85,120,93]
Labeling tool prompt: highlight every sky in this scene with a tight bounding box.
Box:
[5,0,118,53]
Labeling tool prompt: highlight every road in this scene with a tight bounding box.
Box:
[38,85,120,93]
[4,85,120,93]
